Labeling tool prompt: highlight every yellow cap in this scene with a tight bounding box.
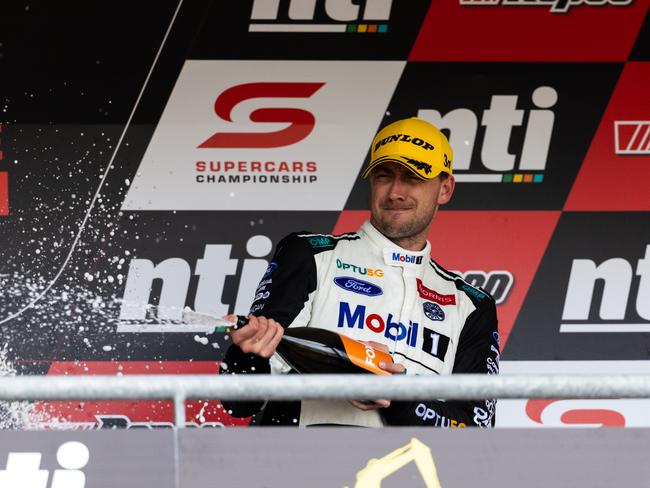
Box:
[362,117,453,180]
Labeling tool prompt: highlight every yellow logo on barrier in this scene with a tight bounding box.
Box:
[345,438,442,488]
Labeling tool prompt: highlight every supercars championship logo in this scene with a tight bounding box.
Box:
[122,60,404,211]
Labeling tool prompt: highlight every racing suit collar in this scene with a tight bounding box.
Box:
[360,221,431,269]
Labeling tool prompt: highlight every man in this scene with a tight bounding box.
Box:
[221,117,499,427]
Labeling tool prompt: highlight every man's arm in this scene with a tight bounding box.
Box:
[219,233,318,418]
[381,297,499,427]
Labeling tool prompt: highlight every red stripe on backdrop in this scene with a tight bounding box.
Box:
[333,210,561,348]
[565,62,650,211]
[410,0,649,61]
[0,172,8,216]
[38,361,251,427]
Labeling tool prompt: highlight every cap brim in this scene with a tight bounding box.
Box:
[362,155,438,180]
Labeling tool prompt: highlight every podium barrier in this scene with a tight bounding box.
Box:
[0,428,648,488]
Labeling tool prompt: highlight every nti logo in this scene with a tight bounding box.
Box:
[459,0,633,14]
[250,0,392,33]
[560,244,650,333]
[614,121,650,155]
[0,122,7,216]
[0,442,89,488]
[419,86,557,183]
[117,235,273,332]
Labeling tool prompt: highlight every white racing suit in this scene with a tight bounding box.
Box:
[221,221,499,427]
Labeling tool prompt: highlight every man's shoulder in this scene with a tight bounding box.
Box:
[278,230,361,256]
[427,258,497,310]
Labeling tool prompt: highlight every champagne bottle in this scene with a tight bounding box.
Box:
[275,326,393,375]
[212,314,393,375]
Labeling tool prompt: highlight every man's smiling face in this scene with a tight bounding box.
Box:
[369,162,454,250]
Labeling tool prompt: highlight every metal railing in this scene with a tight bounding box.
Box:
[2,374,650,427]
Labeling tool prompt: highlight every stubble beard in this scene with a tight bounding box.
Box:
[371,209,433,244]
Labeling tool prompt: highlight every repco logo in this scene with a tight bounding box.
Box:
[460,0,633,14]
[250,0,393,32]
[418,86,557,183]
[199,82,324,149]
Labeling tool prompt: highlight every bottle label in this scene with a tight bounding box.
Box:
[339,336,393,375]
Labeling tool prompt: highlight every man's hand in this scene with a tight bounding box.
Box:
[225,315,284,358]
[350,341,405,411]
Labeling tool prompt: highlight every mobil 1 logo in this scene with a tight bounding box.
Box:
[505,213,650,361]
[345,62,621,210]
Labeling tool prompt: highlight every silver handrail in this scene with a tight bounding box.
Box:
[1,374,649,427]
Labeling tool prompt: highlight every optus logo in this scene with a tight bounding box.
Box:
[336,258,384,278]
[199,82,324,149]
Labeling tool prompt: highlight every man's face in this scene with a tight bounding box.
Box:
[369,162,454,244]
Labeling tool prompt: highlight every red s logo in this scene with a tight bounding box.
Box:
[199,82,324,149]
[526,400,625,427]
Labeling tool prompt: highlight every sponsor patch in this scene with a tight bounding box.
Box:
[333,277,383,297]
[493,331,500,345]
[338,302,418,347]
[390,251,423,265]
[307,236,333,248]
[336,258,384,278]
[459,282,486,301]
[263,262,278,278]
[423,302,445,321]
[422,327,450,360]
[417,279,456,305]
[414,403,466,427]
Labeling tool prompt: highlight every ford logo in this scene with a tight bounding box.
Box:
[333,277,383,297]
